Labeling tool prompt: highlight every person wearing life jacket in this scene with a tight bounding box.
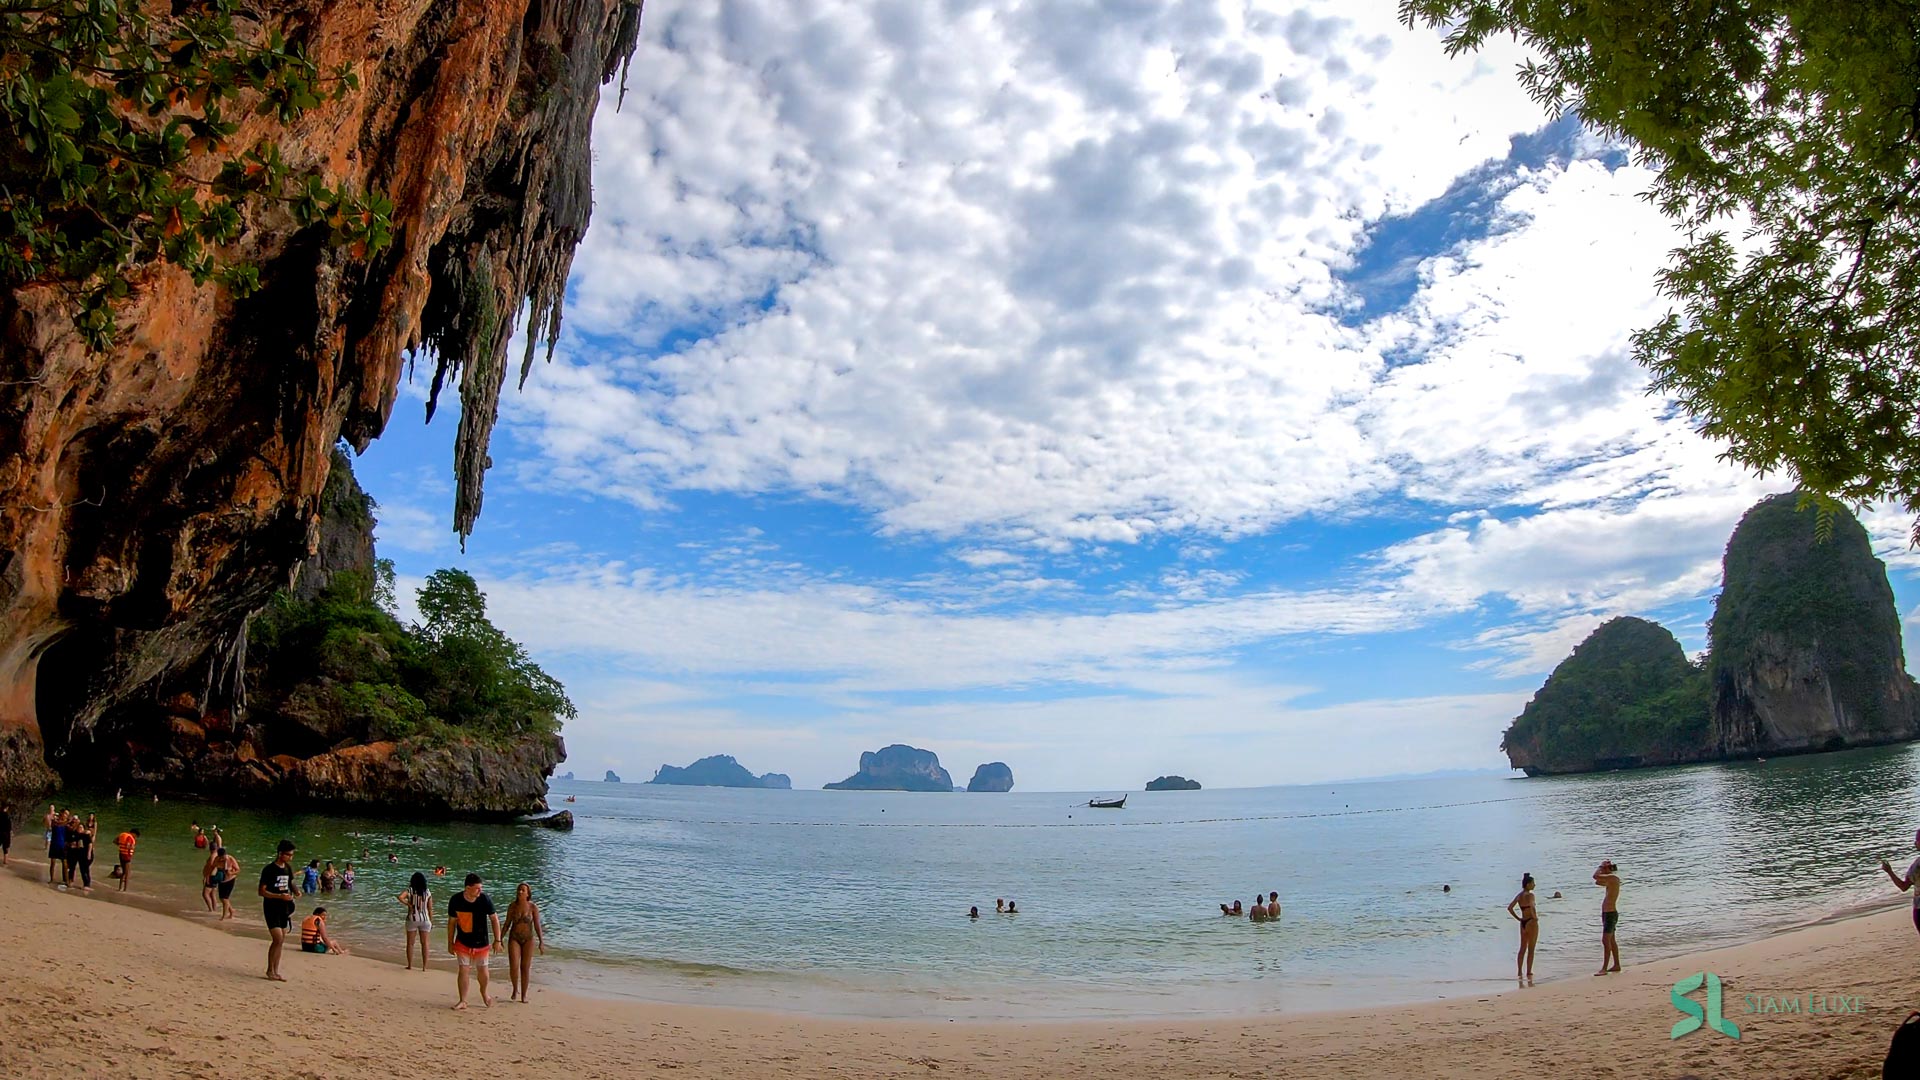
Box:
[111,828,138,892]
[300,907,347,954]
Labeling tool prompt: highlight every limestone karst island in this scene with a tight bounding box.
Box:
[1504,495,1920,775]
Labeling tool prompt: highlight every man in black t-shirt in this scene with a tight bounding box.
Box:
[446,872,501,1009]
[258,839,299,982]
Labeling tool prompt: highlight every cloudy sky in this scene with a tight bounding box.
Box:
[354,0,1920,791]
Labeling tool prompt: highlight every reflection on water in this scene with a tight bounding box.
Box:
[49,743,1920,1019]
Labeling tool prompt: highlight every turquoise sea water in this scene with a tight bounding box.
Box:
[32,744,1920,1019]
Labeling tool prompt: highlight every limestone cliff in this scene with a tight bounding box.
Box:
[1145,775,1201,790]
[0,0,642,811]
[87,452,565,819]
[1502,617,1711,775]
[1502,495,1920,776]
[966,762,1014,792]
[649,754,792,789]
[1708,494,1920,755]
[825,745,955,792]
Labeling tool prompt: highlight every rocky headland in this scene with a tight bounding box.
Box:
[966,762,1014,792]
[1146,775,1202,791]
[649,755,792,789]
[0,0,643,814]
[1504,495,1920,775]
[604,770,623,784]
[825,745,954,792]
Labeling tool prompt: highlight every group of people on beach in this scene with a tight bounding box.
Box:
[253,837,548,1008]
[38,805,138,894]
[1503,861,1621,983]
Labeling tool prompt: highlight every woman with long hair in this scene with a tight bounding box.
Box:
[502,882,546,1002]
[398,871,433,970]
[1506,872,1538,981]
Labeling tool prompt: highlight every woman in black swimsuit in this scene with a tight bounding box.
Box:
[1506,872,1538,981]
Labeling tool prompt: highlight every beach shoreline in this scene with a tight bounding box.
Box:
[3,865,1911,1077]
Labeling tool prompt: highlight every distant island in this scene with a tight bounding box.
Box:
[825,744,954,791]
[603,769,622,783]
[648,754,792,789]
[1146,775,1201,791]
[1504,494,1920,775]
[966,762,1014,792]
[559,771,574,781]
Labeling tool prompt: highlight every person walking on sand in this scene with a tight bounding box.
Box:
[259,840,299,982]
[1593,860,1622,975]
[1,805,11,866]
[400,872,433,970]
[1507,873,1538,981]
[62,812,85,889]
[503,882,546,1003]
[111,827,138,891]
[1878,828,1920,938]
[447,873,501,1010]
[213,847,240,920]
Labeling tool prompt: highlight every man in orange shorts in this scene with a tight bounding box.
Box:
[446,872,501,1010]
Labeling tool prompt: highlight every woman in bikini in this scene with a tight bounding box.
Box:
[399,872,433,970]
[1507,872,1538,981]
[502,882,546,1003]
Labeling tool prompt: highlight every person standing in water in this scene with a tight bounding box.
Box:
[1593,860,1622,975]
[111,827,138,891]
[1506,873,1538,981]
[259,840,299,982]
[399,872,434,970]
[447,873,501,1009]
[1878,828,1920,937]
[502,882,546,1003]
[213,847,240,920]
[1266,891,1280,920]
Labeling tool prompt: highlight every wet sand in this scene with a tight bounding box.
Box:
[1,867,1909,1078]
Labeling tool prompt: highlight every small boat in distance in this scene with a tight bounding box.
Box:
[1088,796,1127,809]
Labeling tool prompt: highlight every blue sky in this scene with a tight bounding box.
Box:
[347,0,1920,791]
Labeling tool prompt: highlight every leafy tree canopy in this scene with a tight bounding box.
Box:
[249,566,572,750]
[1,0,393,347]
[1400,2,1920,519]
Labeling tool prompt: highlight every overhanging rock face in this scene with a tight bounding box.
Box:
[0,0,643,810]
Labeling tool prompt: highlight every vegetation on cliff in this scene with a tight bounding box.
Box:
[1,0,392,347]
[247,565,572,753]
[1505,493,1920,774]
[1502,617,1711,772]
[1709,495,1905,730]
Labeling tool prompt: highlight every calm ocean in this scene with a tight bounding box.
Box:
[38,743,1920,1019]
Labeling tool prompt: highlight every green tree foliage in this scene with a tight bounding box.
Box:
[1,0,394,348]
[248,567,571,750]
[1502,616,1711,765]
[1399,3,1920,517]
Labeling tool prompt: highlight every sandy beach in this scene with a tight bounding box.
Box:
[1,868,1911,1078]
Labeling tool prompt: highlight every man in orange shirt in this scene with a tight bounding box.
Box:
[112,828,139,892]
